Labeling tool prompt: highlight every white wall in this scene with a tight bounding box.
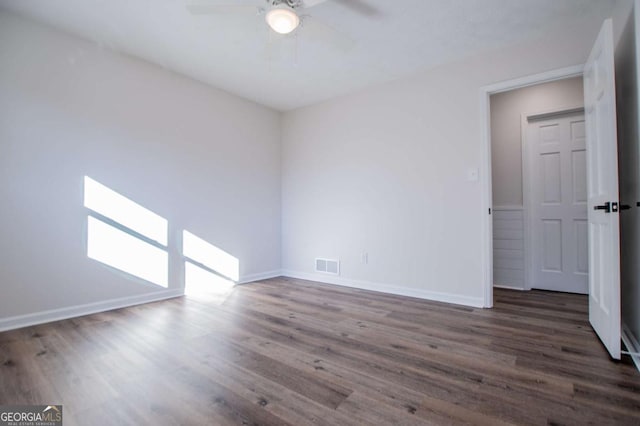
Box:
[0,12,282,323]
[490,77,584,207]
[281,11,614,307]
[1,2,632,325]
[615,0,640,353]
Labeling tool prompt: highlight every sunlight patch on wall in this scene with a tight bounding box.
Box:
[84,176,167,245]
[84,176,169,288]
[87,216,168,287]
[184,261,235,296]
[182,230,239,282]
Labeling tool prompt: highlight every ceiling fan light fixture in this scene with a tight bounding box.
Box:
[266,5,300,35]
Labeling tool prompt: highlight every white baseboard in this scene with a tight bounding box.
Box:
[281,270,484,308]
[0,288,184,333]
[493,284,527,291]
[238,270,282,284]
[0,270,284,333]
[622,323,640,372]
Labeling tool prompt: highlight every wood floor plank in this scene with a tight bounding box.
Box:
[1,279,639,425]
[188,333,354,410]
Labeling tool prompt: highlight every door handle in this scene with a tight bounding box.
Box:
[594,202,611,213]
[620,204,632,211]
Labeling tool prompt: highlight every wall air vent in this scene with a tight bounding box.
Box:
[315,258,340,275]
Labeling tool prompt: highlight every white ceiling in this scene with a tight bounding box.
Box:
[0,0,616,111]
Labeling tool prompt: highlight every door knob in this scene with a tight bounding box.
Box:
[594,202,611,213]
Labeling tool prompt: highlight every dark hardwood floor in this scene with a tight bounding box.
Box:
[1,277,639,425]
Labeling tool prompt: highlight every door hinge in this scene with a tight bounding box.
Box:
[488,208,492,215]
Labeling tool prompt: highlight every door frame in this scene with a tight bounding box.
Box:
[479,64,585,308]
[521,106,585,291]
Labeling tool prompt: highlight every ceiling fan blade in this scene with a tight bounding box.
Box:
[301,17,355,52]
[302,0,330,8]
[333,0,380,17]
[186,4,260,15]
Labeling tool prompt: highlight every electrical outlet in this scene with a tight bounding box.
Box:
[361,252,368,264]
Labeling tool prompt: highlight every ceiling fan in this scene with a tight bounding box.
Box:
[187,0,378,50]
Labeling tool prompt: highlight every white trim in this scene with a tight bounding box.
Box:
[526,106,585,122]
[482,65,585,95]
[493,284,527,291]
[493,205,524,211]
[238,270,282,284]
[622,323,640,372]
[480,88,494,308]
[0,288,184,333]
[281,270,485,308]
[479,64,585,309]
[521,113,533,291]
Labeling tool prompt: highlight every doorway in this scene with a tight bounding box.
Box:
[480,66,588,308]
[481,19,626,363]
[488,75,586,295]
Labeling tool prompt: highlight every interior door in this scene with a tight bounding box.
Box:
[529,111,588,294]
[584,18,621,360]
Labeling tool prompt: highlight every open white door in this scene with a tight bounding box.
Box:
[584,18,621,360]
